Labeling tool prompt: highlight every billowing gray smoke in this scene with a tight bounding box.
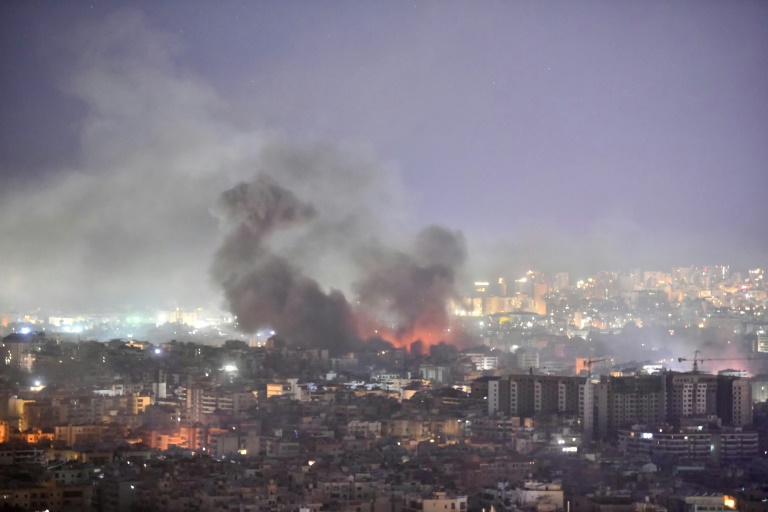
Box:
[354,226,467,341]
[210,148,467,352]
[211,174,359,351]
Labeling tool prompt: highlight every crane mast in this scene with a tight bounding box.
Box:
[677,350,753,373]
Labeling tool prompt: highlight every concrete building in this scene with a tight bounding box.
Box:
[712,428,759,463]
[665,373,719,424]
[413,492,468,512]
[209,430,260,457]
[752,374,768,402]
[0,484,92,511]
[618,426,758,463]
[756,332,768,353]
[488,374,584,418]
[593,372,751,440]
[717,375,752,427]
[515,481,564,510]
[183,385,257,423]
[266,378,301,400]
[55,424,112,446]
[593,374,666,440]
[1,332,45,370]
[618,427,712,461]
[463,352,499,371]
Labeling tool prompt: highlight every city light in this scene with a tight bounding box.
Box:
[0,1,764,507]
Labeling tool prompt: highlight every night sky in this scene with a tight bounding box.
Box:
[1,1,766,311]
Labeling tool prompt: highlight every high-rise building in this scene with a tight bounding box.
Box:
[665,372,718,423]
[488,374,584,418]
[583,377,595,445]
[591,372,753,440]
[716,375,752,427]
[593,374,666,439]
[488,370,752,442]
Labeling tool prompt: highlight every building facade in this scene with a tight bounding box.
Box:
[488,374,584,418]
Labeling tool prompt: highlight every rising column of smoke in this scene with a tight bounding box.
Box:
[209,152,470,351]
[353,225,467,346]
[209,143,470,352]
[211,174,360,351]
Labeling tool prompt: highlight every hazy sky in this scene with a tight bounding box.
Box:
[1,1,767,311]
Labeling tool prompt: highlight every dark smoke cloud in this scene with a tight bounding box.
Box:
[210,165,467,352]
[214,176,316,245]
[211,175,359,351]
[354,226,467,340]
[0,10,469,351]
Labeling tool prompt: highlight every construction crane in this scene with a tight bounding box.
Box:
[581,357,609,378]
[677,349,753,373]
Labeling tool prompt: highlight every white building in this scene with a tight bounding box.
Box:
[420,492,468,512]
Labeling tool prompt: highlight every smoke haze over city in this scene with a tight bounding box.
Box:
[1,2,767,330]
[6,7,768,508]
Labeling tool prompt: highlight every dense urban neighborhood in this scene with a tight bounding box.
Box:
[2,266,767,511]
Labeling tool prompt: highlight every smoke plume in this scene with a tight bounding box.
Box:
[210,155,467,352]
[211,174,359,351]
[354,225,467,345]
[0,10,469,351]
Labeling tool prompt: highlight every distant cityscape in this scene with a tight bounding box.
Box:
[3,0,767,510]
[1,264,768,511]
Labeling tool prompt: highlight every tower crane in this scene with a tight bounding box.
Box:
[582,357,609,378]
[677,349,753,373]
